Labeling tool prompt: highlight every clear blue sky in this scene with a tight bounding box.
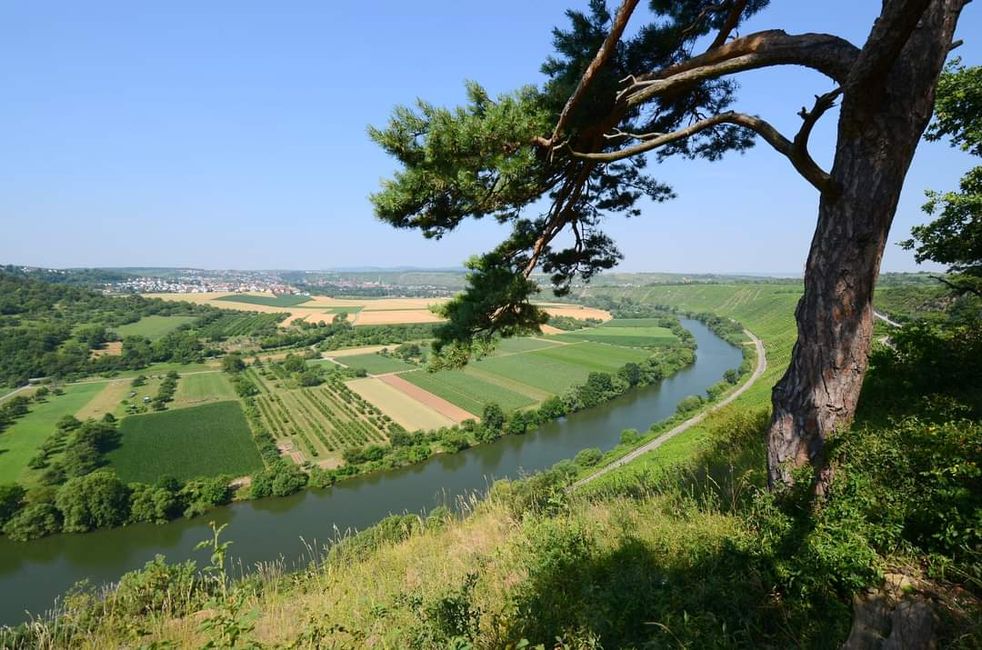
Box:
[0,1,978,274]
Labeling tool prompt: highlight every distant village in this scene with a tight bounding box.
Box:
[106,270,303,295]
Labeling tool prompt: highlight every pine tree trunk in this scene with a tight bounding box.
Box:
[766,0,966,489]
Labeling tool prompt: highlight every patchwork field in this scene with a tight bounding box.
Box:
[352,309,442,325]
[213,294,311,308]
[399,369,535,414]
[247,369,395,463]
[142,291,610,331]
[0,382,107,483]
[376,374,479,423]
[107,401,263,483]
[116,315,198,340]
[347,377,455,431]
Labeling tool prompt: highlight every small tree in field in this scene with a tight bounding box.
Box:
[371,0,970,489]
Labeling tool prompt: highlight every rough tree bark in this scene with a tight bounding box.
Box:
[766,0,968,488]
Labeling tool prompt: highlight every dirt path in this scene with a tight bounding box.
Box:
[874,310,902,328]
[0,385,32,403]
[570,329,766,491]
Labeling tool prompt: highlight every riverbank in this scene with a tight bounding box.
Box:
[0,319,742,626]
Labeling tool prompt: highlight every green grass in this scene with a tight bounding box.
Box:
[172,372,236,407]
[334,353,416,375]
[213,294,311,308]
[550,325,676,348]
[0,382,106,483]
[399,369,536,414]
[115,315,198,341]
[107,401,263,483]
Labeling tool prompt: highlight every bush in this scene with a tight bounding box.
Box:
[56,470,130,533]
[574,448,604,467]
[441,431,470,453]
[113,555,202,617]
[251,461,308,498]
[0,484,26,527]
[3,503,62,541]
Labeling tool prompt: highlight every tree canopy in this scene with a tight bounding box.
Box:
[903,59,982,296]
[371,0,772,356]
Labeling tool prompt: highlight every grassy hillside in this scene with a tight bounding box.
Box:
[6,283,978,648]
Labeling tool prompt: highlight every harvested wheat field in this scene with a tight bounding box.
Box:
[346,377,455,431]
[354,309,443,325]
[376,373,477,423]
[540,304,612,321]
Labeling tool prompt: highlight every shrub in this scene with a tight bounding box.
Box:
[3,503,62,541]
[56,470,130,533]
[574,448,604,467]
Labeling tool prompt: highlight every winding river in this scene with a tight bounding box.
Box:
[0,319,742,625]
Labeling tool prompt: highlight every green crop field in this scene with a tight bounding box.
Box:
[214,294,311,308]
[550,325,676,348]
[116,315,198,340]
[195,312,286,338]
[173,372,236,407]
[474,342,650,394]
[399,369,537,414]
[107,401,263,483]
[334,353,416,375]
[489,337,562,355]
[0,382,107,483]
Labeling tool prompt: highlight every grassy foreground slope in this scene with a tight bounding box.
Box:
[10,283,979,648]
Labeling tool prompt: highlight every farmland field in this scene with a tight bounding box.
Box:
[474,342,650,394]
[213,294,311,308]
[347,377,455,430]
[354,309,443,325]
[488,337,562,355]
[399,369,536,414]
[74,380,132,420]
[195,312,286,338]
[116,315,198,340]
[0,382,107,483]
[550,325,676,347]
[107,401,263,483]
[247,369,395,463]
[173,372,236,407]
[332,353,416,375]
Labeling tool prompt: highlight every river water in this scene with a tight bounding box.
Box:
[0,319,741,625]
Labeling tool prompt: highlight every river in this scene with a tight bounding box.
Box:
[0,319,742,625]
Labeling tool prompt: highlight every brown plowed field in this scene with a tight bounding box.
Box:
[377,373,477,423]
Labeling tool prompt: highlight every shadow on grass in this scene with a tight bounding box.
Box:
[505,518,850,648]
